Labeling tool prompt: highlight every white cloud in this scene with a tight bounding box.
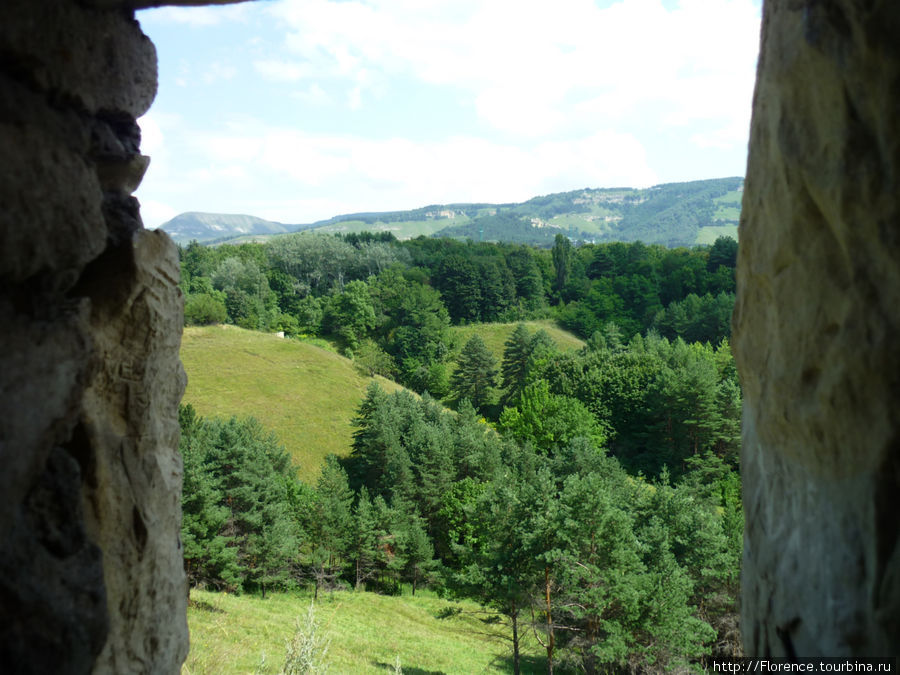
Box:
[690,117,751,150]
[140,4,251,27]
[266,0,760,146]
[138,112,163,156]
[138,199,178,230]
[254,60,316,82]
[174,121,657,223]
[137,0,760,225]
[293,83,332,106]
[203,62,238,84]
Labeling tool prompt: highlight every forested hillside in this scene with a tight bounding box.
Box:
[177,229,742,672]
[180,325,405,482]
[181,329,741,671]
[162,177,741,247]
[179,230,737,394]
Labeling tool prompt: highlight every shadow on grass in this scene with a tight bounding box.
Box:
[433,605,502,625]
[491,652,547,674]
[434,605,462,619]
[372,651,546,674]
[187,598,224,613]
[372,661,446,674]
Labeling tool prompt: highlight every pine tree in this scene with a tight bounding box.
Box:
[348,382,390,492]
[314,455,354,592]
[178,408,301,594]
[451,334,498,414]
[397,510,435,595]
[500,323,532,404]
[179,407,242,590]
[352,487,379,589]
[551,233,573,294]
[449,472,540,675]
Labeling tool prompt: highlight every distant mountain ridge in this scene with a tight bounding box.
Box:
[159,212,308,244]
[159,176,742,248]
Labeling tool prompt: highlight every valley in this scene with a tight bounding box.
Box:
[176,205,742,673]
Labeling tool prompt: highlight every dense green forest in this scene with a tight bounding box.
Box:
[180,331,741,671]
[177,231,741,672]
[179,230,737,394]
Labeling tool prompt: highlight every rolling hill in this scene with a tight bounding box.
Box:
[449,320,585,363]
[160,212,306,244]
[186,588,544,674]
[161,177,742,247]
[179,325,404,483]
[179,322,585,481]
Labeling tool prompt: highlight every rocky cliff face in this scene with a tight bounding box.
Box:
[734,0,900,657]
[0,0,187,671]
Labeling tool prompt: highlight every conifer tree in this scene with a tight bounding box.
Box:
[314,455,354,590]
[450,334,498,414]
[352,487,379,589]
[500,323,532,403]
[178,407,301,594]
[551,233,573,294]
[180,406,242,590]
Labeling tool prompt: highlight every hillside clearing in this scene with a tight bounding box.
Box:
[695,224,739,245]
[180,325,403,483]
[180,322,581,482]
[184,588,544,675]
[449,320,585,362]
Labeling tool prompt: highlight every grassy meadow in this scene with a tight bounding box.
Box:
[180,321,582,482]
[184,588,544,675]
[695,224,739,245]
[180,325,404,483]
[449,320,585,363]
[311,217,468,239]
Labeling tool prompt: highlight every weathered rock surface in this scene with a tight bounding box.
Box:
[3,0,900,669]
[1,0,188,672]
[78,229,188,673]
[734,0,900,657]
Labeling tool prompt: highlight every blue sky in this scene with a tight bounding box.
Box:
[135,0,762,229]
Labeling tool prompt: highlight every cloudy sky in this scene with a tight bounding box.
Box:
[135,0,762,229]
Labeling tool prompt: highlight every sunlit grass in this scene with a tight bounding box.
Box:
[449,320,585,363]
[180,325,404,483]
[181,321,582,483]
[312,218,465,239]
[695,224,739,245]
[184,588,545,674]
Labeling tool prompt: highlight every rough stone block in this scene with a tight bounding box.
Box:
[734,0,900,657]
[78,229,188,673]
[0,0,157,117]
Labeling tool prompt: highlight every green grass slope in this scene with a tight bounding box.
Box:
[450,319,585,362]
[181,322,581,480]
[185,588,544,674]
[310,217,458,239]
[695,224,739,245]
[180,325,403,483]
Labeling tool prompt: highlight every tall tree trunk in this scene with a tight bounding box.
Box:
[545,565,554,675]
[511,601,521,675]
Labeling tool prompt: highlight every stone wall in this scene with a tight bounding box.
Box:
[0,0,188,671]
[734,0,900,657]
[2,0,900,670]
